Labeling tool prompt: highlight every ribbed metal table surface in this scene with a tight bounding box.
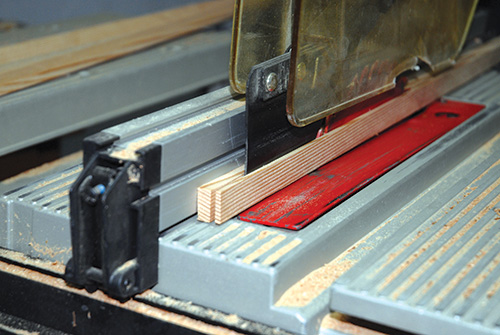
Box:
[330,126,500,334]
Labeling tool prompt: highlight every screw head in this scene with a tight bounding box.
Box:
[122,276,134,292]
[266,72,278,92]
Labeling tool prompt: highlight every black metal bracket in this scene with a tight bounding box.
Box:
[65,138,160,300]
[245,53,323,173]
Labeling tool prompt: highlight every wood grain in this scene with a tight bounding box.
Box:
[197,166,244,222]
[0,0,233,97]
[197,37,500,224]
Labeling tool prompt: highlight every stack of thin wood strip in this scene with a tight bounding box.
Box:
[197,37,500,225]
[0,0,233,97]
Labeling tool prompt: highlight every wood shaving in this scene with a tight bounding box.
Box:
[321,312,386,335]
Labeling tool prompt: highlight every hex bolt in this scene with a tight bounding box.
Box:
[266,72,278,92]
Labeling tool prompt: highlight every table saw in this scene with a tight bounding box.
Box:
[1,1,500,334]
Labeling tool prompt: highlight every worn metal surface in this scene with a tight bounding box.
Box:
[0,29,231,156]
[288,0,478,126]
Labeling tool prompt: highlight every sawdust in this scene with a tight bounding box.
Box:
[138,291,245,329]
[464,187,477,198]
[494,207,500,219]
[0,248,65,275]
[198,223,241,249]
[47,179,74,193]
[257,230,275,240]
[27,238,72,259]
[262,239,302,266]
[52,189,70,202]
[380,174,497,291]
[486,277,500,299]
[264,136,500,309]
[320,312,386,335]
[214,227,254,253]
[235,240,254,253]
[33,169,82,192]
[276,209,398,307]
[276,254,355,307]
[242,234,286,264]
[390,196,500,300]
[110,100,244,161]
[226,230,281,259]
[0,20,21,32]
[479,132,500,155]
[1,151,82,185]
[432,217,500,306]
[0,323,39,335]
[126,164,140,184]
[0,260,244,335]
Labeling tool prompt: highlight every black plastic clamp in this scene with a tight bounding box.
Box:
[65,136,160,300]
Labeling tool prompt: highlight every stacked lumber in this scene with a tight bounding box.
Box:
[0,0,233,97]
[198,37,500,224]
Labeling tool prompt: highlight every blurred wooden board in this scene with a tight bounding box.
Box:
[0,0,233,96]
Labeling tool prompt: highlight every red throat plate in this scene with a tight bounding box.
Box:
[238,100,485,230]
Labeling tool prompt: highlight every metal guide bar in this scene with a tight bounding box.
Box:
[0,87,248,267]
[155,103,500,334]
[66,88,247,299]
[102,87,241,145]
[155,103,245,183]
[152,149,245,231]
[91,87,246,187]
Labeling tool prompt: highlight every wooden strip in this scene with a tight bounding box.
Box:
[197,37,500,224]
[197,166,244,222]
[0,0,233,97]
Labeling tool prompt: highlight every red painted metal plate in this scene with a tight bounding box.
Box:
[238,100,485,230]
